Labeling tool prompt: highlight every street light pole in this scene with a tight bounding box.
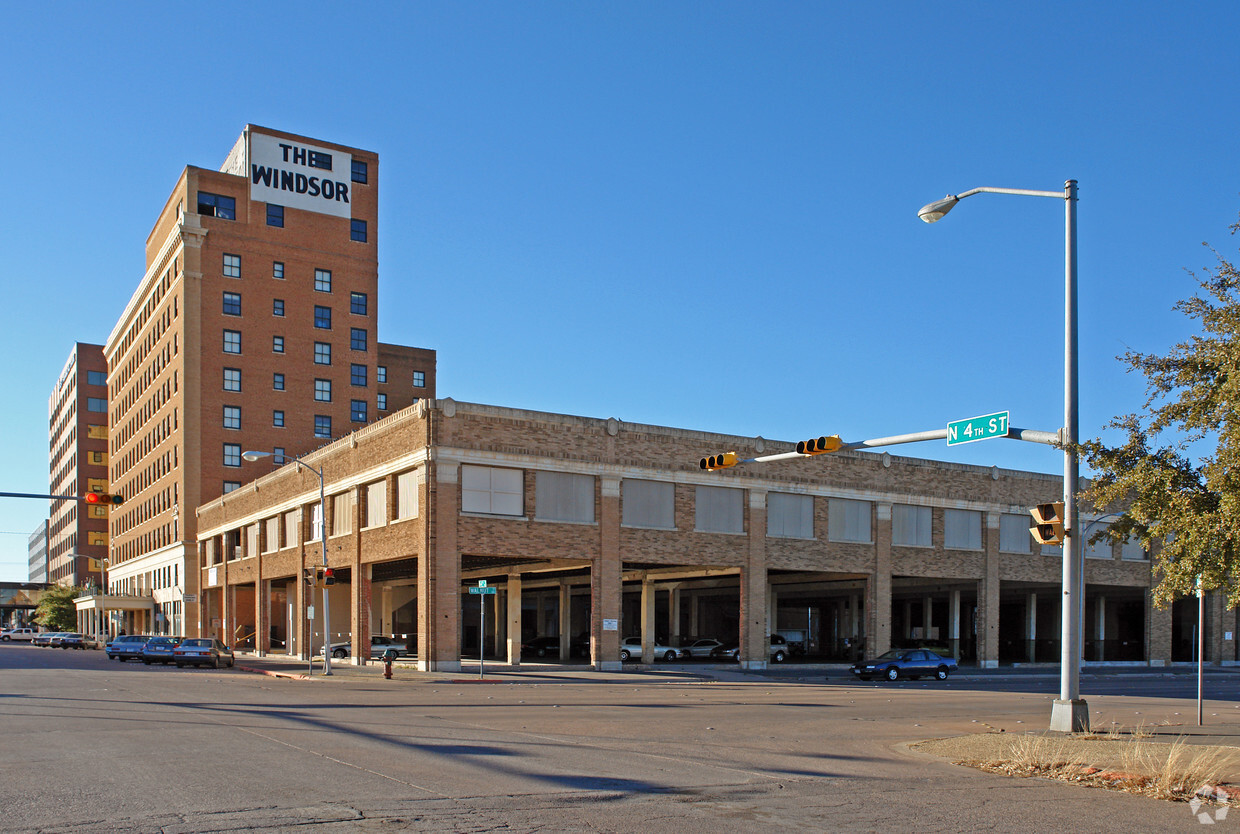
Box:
[243,450,332,675]
[919,180,1089,732]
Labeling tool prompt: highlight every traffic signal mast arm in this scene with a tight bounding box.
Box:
[0,490,125,504]
[700,424,1062,470]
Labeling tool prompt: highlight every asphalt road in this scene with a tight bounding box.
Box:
[3,644,1238,832]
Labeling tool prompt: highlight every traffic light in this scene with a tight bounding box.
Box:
[699,452,740,471]
[323,568,336,586]
[1030,501,1065,545]
[83,492,124,506]
[302,567,314,587]
[796,435,843,456]
[314,567,326,589]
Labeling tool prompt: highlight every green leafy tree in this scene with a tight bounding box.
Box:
[34,585,82,632]
[1080,216,1240,607]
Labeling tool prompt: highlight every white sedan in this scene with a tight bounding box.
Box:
[619,636,684,662]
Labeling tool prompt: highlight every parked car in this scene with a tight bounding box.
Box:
[320,635,413,659]
[107,634,152,662]
[141,636,183,664]
[521,636,565,658]
[174,638,235,668]
[680,638,726,659]
[55,633,88,649]
[33,632,63,647]
[895,639,955,659]
[850,649,958,682]
[1,627,36,642]
[619,636,684,662]
[709,634,792,663]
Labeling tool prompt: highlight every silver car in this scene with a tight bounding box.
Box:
[174,638,235,668]
[619,636,684,662]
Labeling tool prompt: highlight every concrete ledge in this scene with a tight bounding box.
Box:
[238,665,310,680]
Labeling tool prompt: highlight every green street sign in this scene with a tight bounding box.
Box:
[947,411,1010,446]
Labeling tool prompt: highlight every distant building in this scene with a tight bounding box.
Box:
[27,521,48,584]
[47,343,110,587]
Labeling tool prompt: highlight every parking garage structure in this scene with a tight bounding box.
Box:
[194,398,1229,671]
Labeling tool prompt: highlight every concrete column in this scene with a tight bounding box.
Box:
[768,586,778,637]
[641,576,656,664]
[1210,591,1227,664]
[351,486,367,665]
[690,595,700,637]
[741,489,768,670]
[1026,592,1037,663]
[670,586,682,645]
[978,512,1001,668]
[506,572,522,666]
[419,461,461,672]
[256,578,270,657]
[867,503,892,658]
[1096,594,1107,662]
[558,580,571,661]
[923,596,934,639]
[1147,591,1172,666]
[593,477,622,670]
[903,600,913,639]
[949,589,961,660]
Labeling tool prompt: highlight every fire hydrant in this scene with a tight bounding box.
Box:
[382,649,397,679]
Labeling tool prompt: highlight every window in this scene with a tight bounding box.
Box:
[264,517,280,553]
[224,368,241,392]
[377,365,387,384]
[223,406,240,430]
[893,505,932,547]
[87,370,106,386]
[351,328,367,351]
[461,465,524,516]
[695,485,743,534]
[314,306,332,329]
[273,261,284,280]
[223,330,241,354]
[311,503,323,541]
[1085,525,1113,559]
[314,342,331,365]
[350,292,368,315]
[197,191,235,220]
[944,509,982,550]
[87,397,107,412]
[413,370,426,388]
[283,510,298,548]
[394,470,418,518]
[266,203,284,227]
[351,399,367,422]
[272,336,284,353]
[223,253,241,278]
[827,498,871,543]
[351,159,368,184]
[272,372,285,391]
[274,446,285,462]
[351,363,367,386]
[622,479,674,530]
[314,414,331,438]
[536,472,595,523]
[315,379,332,402]
[273,410,285,427]
[224,481,241,494]
[377,392,387,411]
[1121,536,1148,561]
[331,492,352,536]
[88,424,106,439]
[365,480,386,528]
[351,218,367,242]
[222,292,241,316]
[223,444,241,467]
[315,269,332,292]
[767,493,813,539]
[999,514,1032,554]
[273,299,284,317]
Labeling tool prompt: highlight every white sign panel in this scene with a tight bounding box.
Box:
[249,132,353,219]
[207,567,218,587]
[603,618,619,632]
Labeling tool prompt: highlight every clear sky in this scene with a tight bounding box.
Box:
[2,3,1238,582]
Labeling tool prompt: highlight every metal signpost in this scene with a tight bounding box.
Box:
[468,581,497,678]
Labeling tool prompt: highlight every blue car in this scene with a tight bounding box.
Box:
[851,649,957,682]
[141,636,183,665]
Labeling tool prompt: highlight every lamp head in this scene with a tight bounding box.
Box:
[918,195,959,223]
[241,451,267,462]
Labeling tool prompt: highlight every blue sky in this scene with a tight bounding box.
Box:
[2,3,1238,582]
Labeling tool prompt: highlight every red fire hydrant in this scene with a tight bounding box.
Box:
[382,649,397,679]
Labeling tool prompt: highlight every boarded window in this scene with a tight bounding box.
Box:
[767,493,813,539]
[535,471,595,523]
[265,517,280,552]
[284,511,299,548]
[828,498,871,543]
[396,470,418,519]
[461,465,524,516]
[944,509,982,550]
[332,492,353,535]
[246,524,259,558]
[695,485,743,534]
[365,480,386,529]
[622,479,674,529]
[999,513,1032,553]
[892,505,932,547]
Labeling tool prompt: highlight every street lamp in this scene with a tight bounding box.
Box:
[919,180,1088,733]
[243,450,332,675]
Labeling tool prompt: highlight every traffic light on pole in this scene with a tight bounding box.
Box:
[314,567,326,589]
[699,452,739,471]
[796,435,843,456]
[302,567,314,587]
[1029,501,1066,546]
[83,492,125,506]
[323,568,335,586]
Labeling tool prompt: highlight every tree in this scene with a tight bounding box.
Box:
[1080,216,1240,608]
[34,585,82,632]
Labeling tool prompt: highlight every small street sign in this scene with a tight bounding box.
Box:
[469,586,497,595]
[947,411,1010,446]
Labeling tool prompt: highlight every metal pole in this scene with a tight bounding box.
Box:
[480,593,486,680]
[1198,576,1205,726]
[320,470,331,676]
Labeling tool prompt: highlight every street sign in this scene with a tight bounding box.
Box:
[183,594,197,604]
[947,411,1009,446]
[468,586,497,595]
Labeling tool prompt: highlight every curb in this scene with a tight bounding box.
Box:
[238,665,310,680]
